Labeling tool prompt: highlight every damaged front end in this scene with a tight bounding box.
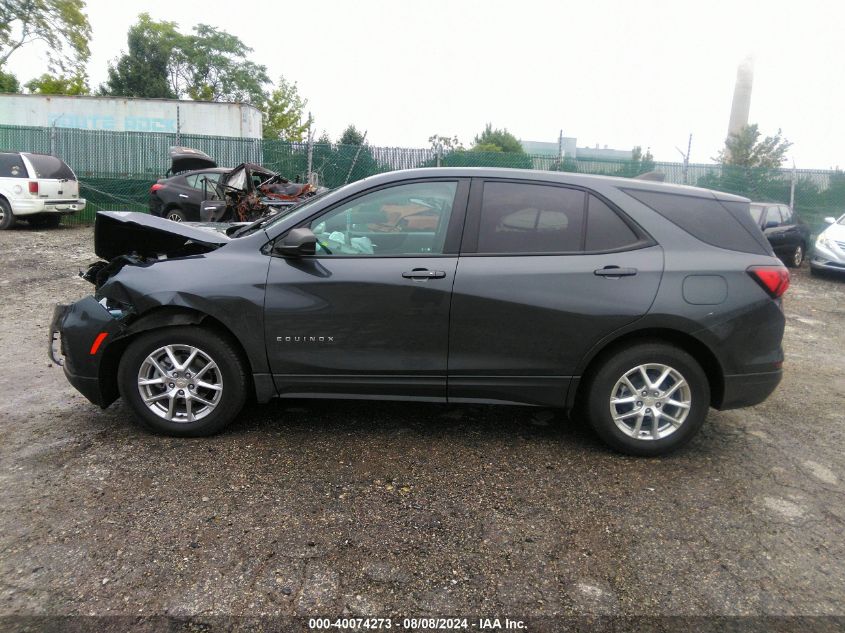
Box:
[82,211,231,289]
[50,211,233,407]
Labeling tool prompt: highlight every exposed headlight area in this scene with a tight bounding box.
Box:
[98,295,132,319]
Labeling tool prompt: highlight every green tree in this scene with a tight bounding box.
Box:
[25,72,89,95]
[0,69,19,92]
[471,123,525,153]
[101,13,178,98]
[102,15,269,104]
[700,124,793,199]
[171,24,268,103]
[428,134,464,152]
[717,124,792,168]
[339,125,366,145]
[0,0,91,72]
[262,77,310,141]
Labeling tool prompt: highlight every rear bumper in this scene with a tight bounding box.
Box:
[717,369,782,410]
[12,198,86,216]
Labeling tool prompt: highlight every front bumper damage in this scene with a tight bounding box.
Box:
[49,297,128,407]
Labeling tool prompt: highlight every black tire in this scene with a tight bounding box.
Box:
[28,214,61,228]
[582,341,710,456]
[164,207,188,222]
[786,243,804,268]
[117,326,248,437]
[0,199,15,230]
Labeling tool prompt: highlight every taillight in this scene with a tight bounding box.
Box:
[150,183,164,193]
[748,265,790,298]
[28,181,38,194]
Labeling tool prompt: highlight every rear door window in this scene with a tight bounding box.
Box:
[477,182,585,253]
[23,154,76,180]
[585,195,640,251]
[0,153,27,178]
[186,172,221,189]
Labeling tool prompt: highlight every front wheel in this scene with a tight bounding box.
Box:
[583,342,710,456]
[117,326,247,436]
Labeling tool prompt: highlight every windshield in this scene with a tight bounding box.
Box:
[24,153,76,180]
[232,189,333,238]
[749,203,765,224]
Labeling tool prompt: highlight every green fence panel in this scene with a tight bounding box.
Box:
[0,123,841,235]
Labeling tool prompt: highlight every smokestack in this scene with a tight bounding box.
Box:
[727,55,755,139]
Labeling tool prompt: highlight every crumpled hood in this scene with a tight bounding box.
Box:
[94,211,232,260]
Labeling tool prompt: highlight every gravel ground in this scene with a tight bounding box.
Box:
[1,224,844,628]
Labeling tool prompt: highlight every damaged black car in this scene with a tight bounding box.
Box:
[50,168,786,456]
[149,146,320,223]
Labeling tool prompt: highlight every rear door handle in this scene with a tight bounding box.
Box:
[179,193,189,198]
[402,269,446,280]
[594,266,638,277]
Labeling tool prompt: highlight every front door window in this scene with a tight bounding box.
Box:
[309,181,458,256]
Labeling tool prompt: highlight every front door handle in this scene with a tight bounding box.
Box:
[594,266,638,277]
[402,269,446,280]
[179,193,189,198]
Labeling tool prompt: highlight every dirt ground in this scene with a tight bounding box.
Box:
[1,224,844,629]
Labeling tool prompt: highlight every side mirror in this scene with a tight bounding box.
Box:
[273,228,317,257]
[764,220,779,229]
[200,200,227,222]
[824,216,836,224]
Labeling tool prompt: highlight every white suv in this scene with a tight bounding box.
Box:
[0,152,86,229]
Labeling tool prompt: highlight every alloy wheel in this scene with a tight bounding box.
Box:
[136,344,223,423]
[793,245,803,267]
[167,212,183,222]
[609,363,692,440]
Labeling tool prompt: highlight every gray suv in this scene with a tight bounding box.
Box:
[49,168,787,456]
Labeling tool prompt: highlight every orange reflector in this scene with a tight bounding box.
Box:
[89,332,108,355]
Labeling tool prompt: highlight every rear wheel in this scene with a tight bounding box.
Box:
[786,243,804,268]
[164,208,188,222]
[583,342,710,456]
[0,199,14,230]
[117,326,247,436]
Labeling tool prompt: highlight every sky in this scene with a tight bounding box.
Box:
[5,0,844,168]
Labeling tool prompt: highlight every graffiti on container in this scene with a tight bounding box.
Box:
[48,114,177,133]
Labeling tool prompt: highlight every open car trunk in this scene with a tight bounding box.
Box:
[169,146,217,175]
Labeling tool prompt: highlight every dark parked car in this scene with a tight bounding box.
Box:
[50,168,787,456]
[149,147,318,223]
[749,202,810,267]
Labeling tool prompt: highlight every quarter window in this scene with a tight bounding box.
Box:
[0,153,26,178]
[309,181,458,256]
[585,195,640,251]
[477,182,585,253]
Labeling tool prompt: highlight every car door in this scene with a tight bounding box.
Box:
[762,205,787,255]
[183,172,220,215]
[263,178,469,400]
[448,179,663,407]
[778,205,802,252]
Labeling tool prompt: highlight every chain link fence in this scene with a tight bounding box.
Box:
[1,124,841,233]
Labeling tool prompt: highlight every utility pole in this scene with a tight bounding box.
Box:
[558,129,563,164]
[790,162,796,210]
[306,112,314,185]
[675,133,692,184]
